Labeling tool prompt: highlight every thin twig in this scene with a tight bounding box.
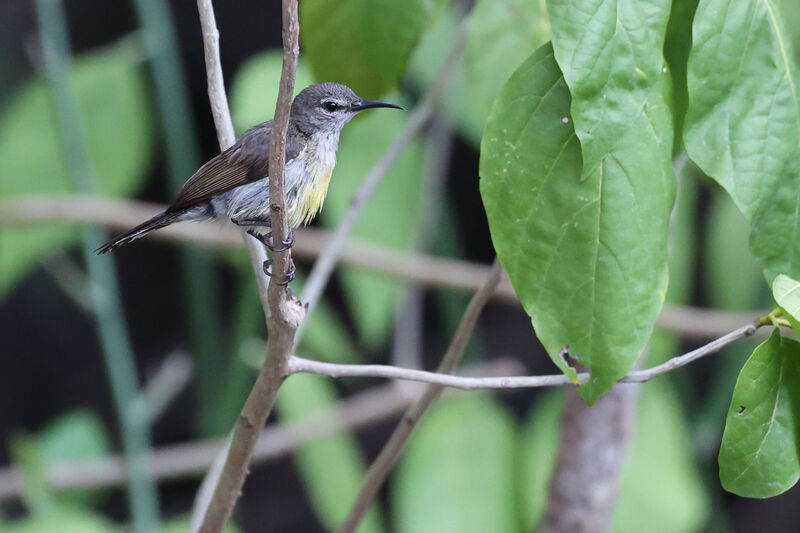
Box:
[336,258,504,533]
[296,18,471,344]
[289,322,761,390]
[196,1,301,531]
[136,351,194,426]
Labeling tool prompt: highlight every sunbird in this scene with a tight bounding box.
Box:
[97,82,402,282]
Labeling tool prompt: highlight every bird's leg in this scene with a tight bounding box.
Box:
[262,257,296,286]
[245,228,294,252]
[231,216,271,227]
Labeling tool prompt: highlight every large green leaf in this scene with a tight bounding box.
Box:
[393,395,517,533]
[480,41,672,403]
[300,0,440,97]
[685,0,800,281]
[276,374,384,533]
[542,0,674,401]
[0,41,152,295]
[521,385,709,532]
[718,329,800,497]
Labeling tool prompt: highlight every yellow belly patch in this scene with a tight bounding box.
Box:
[289,166,333,227]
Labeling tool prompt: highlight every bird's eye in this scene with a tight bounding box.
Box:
[323,101,339,112]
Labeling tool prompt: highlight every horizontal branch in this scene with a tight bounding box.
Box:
[0,360,522,500]
[0,195,766,339]
[290,321,762,390]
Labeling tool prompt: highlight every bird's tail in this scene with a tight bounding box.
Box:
[96,211,176,254]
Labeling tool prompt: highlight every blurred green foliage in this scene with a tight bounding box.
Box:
[0,41,152,295]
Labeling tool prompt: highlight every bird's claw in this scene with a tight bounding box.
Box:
[247,228,294,252]
[262,258,296,286]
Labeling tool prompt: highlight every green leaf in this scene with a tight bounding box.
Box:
[685,0,800,281]
[719,329,800,497]
[300,0,440,96]
[521,385,709,532]
[393,395,517,533]
[0,41,153,295]
[38,410,111,507]
[323,100,424,348]
[276,375,384,533]
[230,50,315,134]
[542,0,675,401]
[773,274,800,338]
[480,40,673,403]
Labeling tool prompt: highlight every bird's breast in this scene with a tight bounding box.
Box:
[288,133,339,227]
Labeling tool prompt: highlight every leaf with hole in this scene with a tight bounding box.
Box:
[719,329,800,497]
[542,0,675,401]
[480,40,673,403]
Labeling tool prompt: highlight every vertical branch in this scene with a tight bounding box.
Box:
[196,1,301,531]
[538,384,640,533]
[197,0,235,150]
[33,1,159,531]
[336,259,503,533]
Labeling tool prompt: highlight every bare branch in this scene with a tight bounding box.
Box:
[290,322,761,390]
[336,258,504,533]
[197,0,235,149]
[539,383,639,533]
[196,1,301,531]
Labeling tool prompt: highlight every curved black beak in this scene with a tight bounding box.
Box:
[351,99,404,111]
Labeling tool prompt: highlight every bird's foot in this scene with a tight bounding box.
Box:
[247,228,294,252]
[262,258,296,286]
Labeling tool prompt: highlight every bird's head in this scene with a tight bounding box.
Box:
[290,82,403,136]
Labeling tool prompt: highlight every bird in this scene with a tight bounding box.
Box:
[96,82,402,283]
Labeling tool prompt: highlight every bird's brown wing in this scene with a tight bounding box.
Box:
[169,121,305,211]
